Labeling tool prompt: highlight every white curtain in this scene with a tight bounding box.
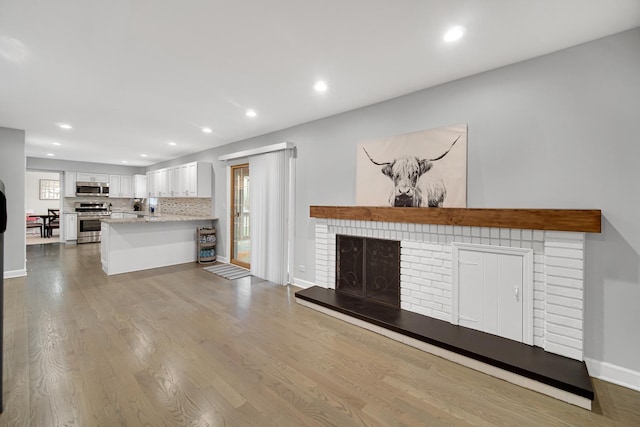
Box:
[249,149,292,284]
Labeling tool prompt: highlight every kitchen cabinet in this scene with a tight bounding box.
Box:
[134,174,147,198]
[146,169,163,198]
[184,161,211,197]
[100,223,109,271]
[149,169,168,197]
[101,218,213,275]
[146,161,212,198]
[166,166,182,197]
[182,163,197,196]
[109,175,133,198]
[122,175,133,197]
[147,169,158,198]
[77,172,109,183]
[146,170,157,197]
[64,213,77,241]
[64,172,77,197]
[158,169,168,196]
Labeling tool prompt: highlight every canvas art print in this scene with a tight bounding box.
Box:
[356,124,467,208]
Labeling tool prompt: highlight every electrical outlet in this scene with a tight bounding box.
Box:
[298,264,306,272]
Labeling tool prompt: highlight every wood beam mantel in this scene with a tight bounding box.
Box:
[310,206,601,233]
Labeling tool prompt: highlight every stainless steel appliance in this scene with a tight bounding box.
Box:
[75,201,110,243]
[76,181,109,197]
[0,179,6,412]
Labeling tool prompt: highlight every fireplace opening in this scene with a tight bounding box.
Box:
[336,235,400,308]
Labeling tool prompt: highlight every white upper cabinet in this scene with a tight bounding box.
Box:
[167,166,182,197]
[109,175,133,198]
[121,175,133,198]
[182,161,211,197]
[77,172,108,183]
[134,174,147,198]
[183,162,198,196]
[146,162,211,198]
[64,171,77,197]
[147,169,165,198]
[157,169,167,197]
[146,170,157,197]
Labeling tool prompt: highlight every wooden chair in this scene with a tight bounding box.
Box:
[26,215,43,237]
[47,209,60,238]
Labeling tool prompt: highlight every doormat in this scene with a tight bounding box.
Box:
[203,263,251,280]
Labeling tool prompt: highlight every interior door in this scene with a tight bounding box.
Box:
[231,164,250,268]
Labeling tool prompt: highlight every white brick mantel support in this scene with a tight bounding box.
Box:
[314,218,586,361]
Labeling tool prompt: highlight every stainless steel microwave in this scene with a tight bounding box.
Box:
[76,181,109,197]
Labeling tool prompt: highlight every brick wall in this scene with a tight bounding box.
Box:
[314,218,586,361]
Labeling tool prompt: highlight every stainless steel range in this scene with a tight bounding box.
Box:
[75,202,110,243]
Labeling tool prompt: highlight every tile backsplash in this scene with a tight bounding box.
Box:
[63,197,133,212]
[157,198,213,217]
[63,197,213,217]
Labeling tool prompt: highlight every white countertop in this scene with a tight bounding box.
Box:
[102,213,218,224]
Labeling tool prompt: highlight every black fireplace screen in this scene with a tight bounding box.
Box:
[336,235,400,308]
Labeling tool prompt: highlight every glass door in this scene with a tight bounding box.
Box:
[231,164,250,268]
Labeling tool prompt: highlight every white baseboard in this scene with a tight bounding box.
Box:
[4,269,27,279]
[291,277,316,289]
[216,256,229,264]
[585,358,640,392]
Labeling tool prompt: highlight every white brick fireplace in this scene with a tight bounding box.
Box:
[314,218,588,361]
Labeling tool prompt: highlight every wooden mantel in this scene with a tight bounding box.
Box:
[310,206,601,233]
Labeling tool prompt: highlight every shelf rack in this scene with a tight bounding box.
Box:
[197,227,216,263]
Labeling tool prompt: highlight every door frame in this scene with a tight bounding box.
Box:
[230,163,250,269]
[451,242,534,345]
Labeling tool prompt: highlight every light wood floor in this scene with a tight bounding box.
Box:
[2,244,639,426]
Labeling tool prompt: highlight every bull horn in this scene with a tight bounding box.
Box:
[363,147,391,166]
[428,134,462,161]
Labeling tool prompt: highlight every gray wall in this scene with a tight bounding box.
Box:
[154,28,640,373]
[0,127,26,275]
[26,170,61,214]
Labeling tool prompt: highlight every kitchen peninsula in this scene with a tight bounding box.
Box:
[100,213,217,275]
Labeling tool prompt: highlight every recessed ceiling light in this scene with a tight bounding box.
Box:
[314,80,328,93]
[246,109,257,118]
[168,141,177,146]
[46,153,55,157]
[122,160,128,164]
[58,123,72,130]
[202,127,212,134]
[141,154,148,157]
[443,26,465,42]
[52,142,61,146]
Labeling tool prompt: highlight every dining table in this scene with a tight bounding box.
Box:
[27,214,51,238]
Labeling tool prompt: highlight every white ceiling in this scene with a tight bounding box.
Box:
[1,1,639,167]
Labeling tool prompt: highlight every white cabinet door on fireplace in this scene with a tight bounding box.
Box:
[456,249,524,342]
[497,253,524,342]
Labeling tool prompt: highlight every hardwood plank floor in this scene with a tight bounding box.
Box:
[2,243,639,426]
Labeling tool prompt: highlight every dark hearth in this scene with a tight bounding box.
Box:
[336,235,400,308]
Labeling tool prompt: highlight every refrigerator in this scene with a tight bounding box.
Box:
[0,179,6,412]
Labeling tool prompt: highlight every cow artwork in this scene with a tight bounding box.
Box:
[356,124,467,208]
[363,135,460,207]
